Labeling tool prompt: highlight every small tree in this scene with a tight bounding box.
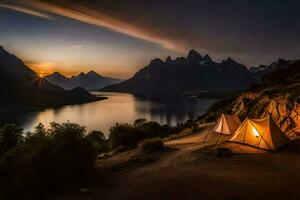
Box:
[0,124,24,155]
[109,123,140,148]
[134,118,147,127]
[86,130,110,153]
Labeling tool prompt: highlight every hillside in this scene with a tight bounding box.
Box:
[0,46,104,111]
[199,59,300,139]
[46,71,122,91]
[249,59,293,81]
[51,127,300,200]
[101,50,255,96]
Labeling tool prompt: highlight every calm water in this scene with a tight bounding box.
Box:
[2,92,217,135]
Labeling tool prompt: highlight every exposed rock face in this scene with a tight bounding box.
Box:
[232,92,300,139]
[199,59,300,139]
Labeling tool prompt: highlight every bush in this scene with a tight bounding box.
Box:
[134,118,147,127]
[139,138,165,153]
[109,120,172,149]
[0,124,24,155]
[109,123,140,149]
[86,130,110,153]
[0,122,97,199]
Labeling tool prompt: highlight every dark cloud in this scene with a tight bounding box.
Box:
[2,0,300,66]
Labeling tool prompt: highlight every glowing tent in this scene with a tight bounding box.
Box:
[212,114,241,135]
[229,117,290,151]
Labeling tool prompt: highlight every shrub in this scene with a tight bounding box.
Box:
[0,122,97,199]
[108,121,172,149]
[47,122,96,181]
[86,130,110,153]
[139,121,172,138]
[109,123,140,148]
[0,124,24,155]
[139,138,165,153]
[134,118,147,127]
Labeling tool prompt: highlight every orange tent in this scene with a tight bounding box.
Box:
[230,116,290,151]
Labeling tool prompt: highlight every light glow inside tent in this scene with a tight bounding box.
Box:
[230,117,290,151]
[252,127,260,138]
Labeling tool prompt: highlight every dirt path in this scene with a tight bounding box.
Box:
[49,127,300,200]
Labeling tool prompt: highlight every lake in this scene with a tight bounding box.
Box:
[2,92,217,135]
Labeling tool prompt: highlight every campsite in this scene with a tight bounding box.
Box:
[48,114,300,200]
[1,1,300,199]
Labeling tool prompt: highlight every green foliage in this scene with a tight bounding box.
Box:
[134,118,147,127]
[0,124,24,155]
[109,120,172,149]
[109,123,140,149]
[0,122,97,199]
[139,138,165,153]
[86,130,110,153]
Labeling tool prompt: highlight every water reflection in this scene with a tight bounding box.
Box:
[0,92,217,135]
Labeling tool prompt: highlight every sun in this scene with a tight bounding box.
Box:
[38,71,46,78]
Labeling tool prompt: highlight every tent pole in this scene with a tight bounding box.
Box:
[242,122,247,144]
[249,120,272,150]
[202,123,214,145]
[215,133,222,145]
[257,125,267,149]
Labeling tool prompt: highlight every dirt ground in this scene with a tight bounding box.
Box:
[49,125,300,200]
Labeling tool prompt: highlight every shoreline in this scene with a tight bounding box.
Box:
[0,96,108,114]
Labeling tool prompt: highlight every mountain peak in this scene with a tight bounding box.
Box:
[0,45,9,55]
[87,70,98,75]
[165,56,172,63]
[187,49,202,63]
[203,55,212,63]
[278,58,288,65]
[87,70,103,78]
[53,71,63,76]
[222,57,239,65]
[49,71,65,78]
[149,58,164,65]
[78,72,86,76]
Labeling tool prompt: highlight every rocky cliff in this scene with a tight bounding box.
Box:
[199,59,300,139]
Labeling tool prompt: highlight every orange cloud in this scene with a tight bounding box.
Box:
[25,61,56,76]
[10,0,188,53]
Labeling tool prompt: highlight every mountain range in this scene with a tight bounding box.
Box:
[249,58,293,81]
[0,46,103,111]
[45,71,122,91]
[101,49,255,96]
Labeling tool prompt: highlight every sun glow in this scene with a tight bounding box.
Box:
[38,71,46,78]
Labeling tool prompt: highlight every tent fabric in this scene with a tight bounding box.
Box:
[212,114,241,135]
[229,117,290,151]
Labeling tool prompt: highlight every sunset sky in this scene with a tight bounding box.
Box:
[1,0,300,79]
